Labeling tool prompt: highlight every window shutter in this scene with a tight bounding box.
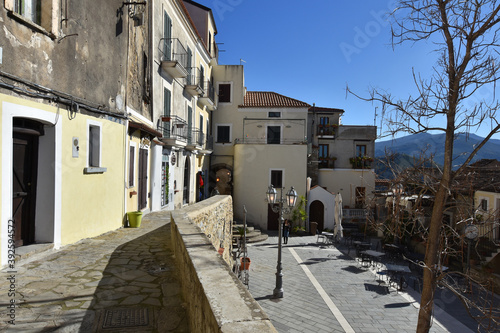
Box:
[164,88,171,116]
[164,12,172,60]
[5,0,14,11]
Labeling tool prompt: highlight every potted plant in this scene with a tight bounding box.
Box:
[127,211,143,228]
[240,257,251,270]
[161,116,171,122]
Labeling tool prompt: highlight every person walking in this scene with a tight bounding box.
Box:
[283,219,291,244]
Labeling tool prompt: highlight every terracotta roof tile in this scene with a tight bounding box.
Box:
[240,91,310,108]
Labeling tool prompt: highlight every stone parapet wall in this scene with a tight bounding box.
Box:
[170,196,277,332]
[183,195,234,266]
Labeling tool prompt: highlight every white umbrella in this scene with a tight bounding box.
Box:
[335,193,343,239]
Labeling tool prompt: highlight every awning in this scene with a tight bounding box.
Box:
[128,121,162,139]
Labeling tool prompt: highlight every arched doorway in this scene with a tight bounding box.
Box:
[309,200,325,232]
[210,164,233,196]
[183,157,190,204]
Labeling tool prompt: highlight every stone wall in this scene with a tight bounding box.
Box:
[182,195,234,266]
[170,196,277,332]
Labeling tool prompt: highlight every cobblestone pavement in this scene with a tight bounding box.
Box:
[0,211,188,333]
[246,233,480,333]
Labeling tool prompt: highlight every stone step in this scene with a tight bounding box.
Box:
[233,224,255,233]
[485,248,500,263]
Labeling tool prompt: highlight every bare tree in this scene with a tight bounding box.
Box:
[349,1,500,332]
[370,153,499,331]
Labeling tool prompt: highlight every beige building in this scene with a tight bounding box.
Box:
[150,0,218,211]
[307,106,377,229]
[212,65,309,230]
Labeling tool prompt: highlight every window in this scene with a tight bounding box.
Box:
[270,170,283,189]
[320,117,329,126]
[268,112,281,118]
[88,125,101,167]
[84,121,105,173]
[7,0,53,32]
[218,83,231,103]
[481,199,488,211]
[199,115,204,134]
[356,144,367,157]
[216,125,230,143]
[267,126,280,144]
[208,33,212,54]
[318,144,329,158]
[129,145,136,187]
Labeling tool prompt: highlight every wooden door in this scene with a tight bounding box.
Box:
[13,131,39,247]
[138,148,148,210]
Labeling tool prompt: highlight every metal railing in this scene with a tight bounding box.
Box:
[317,125,337,137]
[157,115,188,142]
[200,80,216,103]
[475,221,500,262]
[234,138,307,145]
[188,128,204,146]
[186,67,203,88]
[343,209,368,218]
[159,38,188,69]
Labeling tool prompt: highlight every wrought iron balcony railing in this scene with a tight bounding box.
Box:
[159,38,188,77]
[157,115,188,142]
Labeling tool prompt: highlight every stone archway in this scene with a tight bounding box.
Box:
[210,163,233,196]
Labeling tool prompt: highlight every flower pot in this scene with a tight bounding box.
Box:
[218,247,224,255]
[127,211,143,228]
[240,257,251,271]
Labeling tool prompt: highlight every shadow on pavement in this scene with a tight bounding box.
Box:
[79,222,189,333]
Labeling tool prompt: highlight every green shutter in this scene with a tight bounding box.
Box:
[164,11,172,60]
[164,88,171,116]
[187,48,193,84]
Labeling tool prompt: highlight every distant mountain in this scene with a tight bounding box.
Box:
[375,133,500,171]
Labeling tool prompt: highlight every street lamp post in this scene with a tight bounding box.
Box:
[266,185,297,298]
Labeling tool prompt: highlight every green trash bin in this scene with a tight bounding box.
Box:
[127,211,143,228]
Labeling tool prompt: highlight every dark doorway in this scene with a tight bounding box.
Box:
[13,119,43,247]
[267,205,280,230]
[138,148,148,210]
[183,157,190,204]
[309,200,325,231]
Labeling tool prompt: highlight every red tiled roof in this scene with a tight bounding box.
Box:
[240,92,311,108]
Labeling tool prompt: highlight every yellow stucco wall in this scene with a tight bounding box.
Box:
[0,94,126,254]
[60,113,126,245]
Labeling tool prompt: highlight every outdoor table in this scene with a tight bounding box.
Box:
[361,250,385,267]
[317,232,334,245]
[385,264,411,291]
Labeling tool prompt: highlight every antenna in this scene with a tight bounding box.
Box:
[374,106,378,126]
[240,59,246,65]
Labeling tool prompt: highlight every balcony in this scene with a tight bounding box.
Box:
[198,80,216,110]
[349,156,374,169]
[318,157,336,169]
[317,125,337,138]
[157,115,188,148]
[186,129,213,154]
[185,67,204,97]
[186,128,204,151]
[159,38,188,78]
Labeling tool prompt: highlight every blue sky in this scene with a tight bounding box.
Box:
[196,0,499,140]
